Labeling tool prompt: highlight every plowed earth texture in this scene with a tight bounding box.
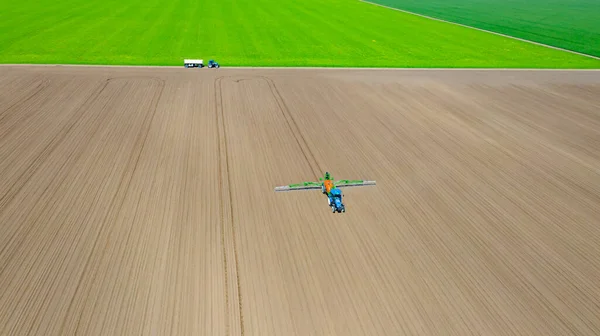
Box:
[1,66,600,335]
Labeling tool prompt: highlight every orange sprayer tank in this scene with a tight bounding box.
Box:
[323,180,334,193]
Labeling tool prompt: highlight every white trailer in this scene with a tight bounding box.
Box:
[184,59,203,68]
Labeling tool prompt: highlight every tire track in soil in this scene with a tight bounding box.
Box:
[214,74,323,335]
[0,78,114,213]
[0,77,50,122]
[0,78,119,264]
[66,77,166,336]
[0,77,164,336]
[216,74,323,335]
[259,76,323,180]
[214,76,244,336]
[0,77,165,276]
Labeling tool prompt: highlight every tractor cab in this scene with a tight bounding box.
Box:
[208,59,220,68]
[329,188,345,213]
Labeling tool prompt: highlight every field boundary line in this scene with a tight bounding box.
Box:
[359,0,600,61]
[223,67,600,70]
[1,64,599,70]
[214,76,244,336]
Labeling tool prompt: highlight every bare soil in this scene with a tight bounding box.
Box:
[1,65,599,335]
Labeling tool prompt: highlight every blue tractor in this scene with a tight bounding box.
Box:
[207,59,220,68]
[328,188,346,213]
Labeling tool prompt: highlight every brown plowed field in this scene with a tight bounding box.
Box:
[1,65,599,335]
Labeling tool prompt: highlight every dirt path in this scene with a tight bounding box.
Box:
[0,66,599,335]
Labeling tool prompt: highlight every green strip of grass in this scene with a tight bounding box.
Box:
[368,0,600,57]
[0,0,598,68]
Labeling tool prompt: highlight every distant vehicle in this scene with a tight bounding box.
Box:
[274,171,376,213]
[184,59,203,68]
[207,59,220,68]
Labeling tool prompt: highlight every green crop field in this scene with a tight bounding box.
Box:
[0,0,598,68]
[369,0,600,57]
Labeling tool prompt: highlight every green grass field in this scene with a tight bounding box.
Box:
[369,0,600,57]
[0,0,598,67]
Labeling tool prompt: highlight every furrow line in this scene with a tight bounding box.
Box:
[0,78,116,264]
[260,76,322,179]
[63,77,166,335]
[0,78,113,212]
[214,76,244,336]
[0,77,50,121]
